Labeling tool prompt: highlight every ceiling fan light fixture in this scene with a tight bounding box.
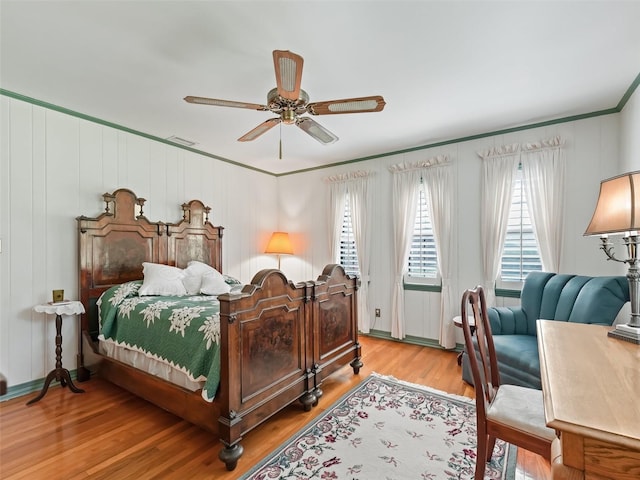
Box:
[281,110,296,124]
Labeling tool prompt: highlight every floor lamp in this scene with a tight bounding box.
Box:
[584,170,640,344]
[265,231,294,269]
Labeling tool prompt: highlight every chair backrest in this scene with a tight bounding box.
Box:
[461,286,500,419]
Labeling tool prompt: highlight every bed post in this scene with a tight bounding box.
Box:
[217,292,244,471]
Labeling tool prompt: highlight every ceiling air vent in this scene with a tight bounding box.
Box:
[166,135,197,147]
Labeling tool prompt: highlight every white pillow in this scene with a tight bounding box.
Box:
[182,261,219,295]
[200,271,231,296]
[184,260,217,276]
[139,262,187,296]
[181,275,203,295]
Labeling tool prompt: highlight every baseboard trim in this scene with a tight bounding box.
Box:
[364,329,463,353]
[1,337,464,402]
[0,369,81,402]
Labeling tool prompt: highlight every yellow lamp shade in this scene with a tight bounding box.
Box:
[265,232,294,255]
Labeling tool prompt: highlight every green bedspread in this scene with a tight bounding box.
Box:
[97,281,221,401]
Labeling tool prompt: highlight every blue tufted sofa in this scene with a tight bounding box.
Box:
[461,272,629,389]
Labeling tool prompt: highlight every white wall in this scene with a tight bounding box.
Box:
[0,96,278,388]
[277,114,627,344]
[621,86,640,172]
[1,93,634,390]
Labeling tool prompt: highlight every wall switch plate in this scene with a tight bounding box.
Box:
[375,308,381,317]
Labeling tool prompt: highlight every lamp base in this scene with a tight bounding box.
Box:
[608,323,640,345]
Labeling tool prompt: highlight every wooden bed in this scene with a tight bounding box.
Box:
[76,188,362,470]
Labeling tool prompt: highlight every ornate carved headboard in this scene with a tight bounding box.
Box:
[77,188,224,340]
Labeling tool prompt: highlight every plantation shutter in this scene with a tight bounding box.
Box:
[500,166,542,281]
[339,196,360,276]
[407,187,437,278]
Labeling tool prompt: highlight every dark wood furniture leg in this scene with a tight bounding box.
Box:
[455,324,475,366]
[27,314,85,405]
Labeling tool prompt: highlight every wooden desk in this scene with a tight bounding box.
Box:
[537,321,640,480]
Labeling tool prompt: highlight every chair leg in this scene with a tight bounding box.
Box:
[475,433,488,480]
[486,435,497,462]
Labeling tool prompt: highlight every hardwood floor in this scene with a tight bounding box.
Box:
[0,336,551,479]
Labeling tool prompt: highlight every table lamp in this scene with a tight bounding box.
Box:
[584,170,640,344]
[265,231,294,269]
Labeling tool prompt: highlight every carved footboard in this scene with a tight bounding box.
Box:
[216,264,361,470]
[217,269,313,469]
[309,264,362,400]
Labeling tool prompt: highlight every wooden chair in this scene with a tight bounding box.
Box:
[461,286,556,480]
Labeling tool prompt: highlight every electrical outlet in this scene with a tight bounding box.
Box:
[375,308,381,317]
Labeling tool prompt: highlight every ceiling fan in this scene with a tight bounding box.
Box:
[184,50,386,148]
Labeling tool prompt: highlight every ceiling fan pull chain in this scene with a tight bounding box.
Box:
[279,122,283,159]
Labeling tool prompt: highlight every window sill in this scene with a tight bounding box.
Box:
[495,288,521,299]
[403,282,442,293]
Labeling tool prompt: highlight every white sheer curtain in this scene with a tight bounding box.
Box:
[388,163,421,339]
[326,174,348,262]
[421,161,456,348]
[325,171,374,333]
[348,172,374,333]
[388,156,451,341]
[521,136,565,272]
[477,144,520,306]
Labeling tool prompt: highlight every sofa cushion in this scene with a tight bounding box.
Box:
[539,275,590,325]
[568,276,630,324]
[463,335,541,389]
[493,335,541,389]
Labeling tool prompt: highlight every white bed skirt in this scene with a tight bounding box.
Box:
[99,338,207,397]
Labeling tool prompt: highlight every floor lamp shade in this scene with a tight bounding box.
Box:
[265,232,294,255]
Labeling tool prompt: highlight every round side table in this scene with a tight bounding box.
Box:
[28,301,86,405]
[453,315,476,366]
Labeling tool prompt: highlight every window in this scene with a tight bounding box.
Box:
[407,186,438,279]
[500,165,542,282]
[339,196,360,276]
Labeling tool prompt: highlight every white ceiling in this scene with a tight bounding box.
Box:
[2,1,640,175]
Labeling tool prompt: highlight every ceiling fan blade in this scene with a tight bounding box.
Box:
[296,117,338,144]
[184,96,267,111]
[273,50,304,101]
[238,118,281,142]
[307,95,386,115]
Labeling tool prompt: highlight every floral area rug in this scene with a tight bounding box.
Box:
[240,372,516,480]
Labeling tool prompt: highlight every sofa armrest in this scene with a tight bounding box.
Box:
[488,306,529,335]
